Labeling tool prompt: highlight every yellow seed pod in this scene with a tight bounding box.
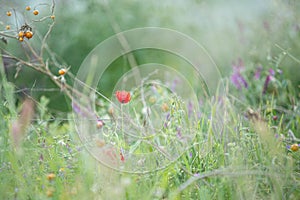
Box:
[5,25,10,30]
[50,15,55,20]
[26,6,31,11]
[19,37,24,42]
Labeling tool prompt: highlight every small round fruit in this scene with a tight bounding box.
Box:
[25,31,33,39]
[50,15,55,20]
[58,69,66,75]
[47,173,56,181]
[25,6,31,11]
[291,144,299,152]
[18,31,25,37]
[19,37,24,42]
[6,11,12,16]
[5,25,10,30]
[33,10,39,15]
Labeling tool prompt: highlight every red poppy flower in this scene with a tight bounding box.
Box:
[115,90,131,104]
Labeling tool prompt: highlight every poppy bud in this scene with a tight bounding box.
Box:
[96,119,104,129]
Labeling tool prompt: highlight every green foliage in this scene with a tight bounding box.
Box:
[0,0,300,199]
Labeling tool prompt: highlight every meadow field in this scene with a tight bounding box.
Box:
[0,0,299,199]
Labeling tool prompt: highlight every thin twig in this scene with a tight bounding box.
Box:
[40,20,55,58]
[0,32,17,39]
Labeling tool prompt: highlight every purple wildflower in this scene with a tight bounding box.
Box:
[72,102,81,114]
[171,79,179,91]
[164,122,168,128]
[151,84,158,93]
[231,58,248,89]
[176,127,182,138]
[294,24,300,32]
[39,154,44,161]
[237,20,244,34]
[262,68,275,94]
[263,21,270,32]
[197,99,203,119]
[76,146,82,152]
[254,66,263,80]
[164,113,171,128]
[269,68,275,76]
[263,75,272,94]
[72,101,98,119]
[197,112,202,119]
[166,113,171,121]
[66,143,72,154]
[277,69,282,74]
[188,101,193,118]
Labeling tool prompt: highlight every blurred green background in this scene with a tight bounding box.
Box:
[1,0,300,111]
